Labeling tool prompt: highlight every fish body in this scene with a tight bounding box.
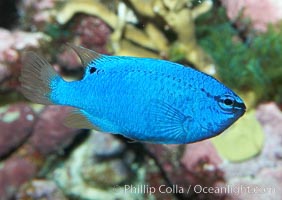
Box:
[20,45,246,144]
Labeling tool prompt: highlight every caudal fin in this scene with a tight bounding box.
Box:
[20,52,60,105]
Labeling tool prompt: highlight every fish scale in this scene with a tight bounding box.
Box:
[20,45,246,144]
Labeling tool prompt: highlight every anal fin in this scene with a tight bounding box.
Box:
[64,108,99,130]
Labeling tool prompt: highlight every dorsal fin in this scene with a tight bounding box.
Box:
[66,43,101,67]
[64,108,99,130]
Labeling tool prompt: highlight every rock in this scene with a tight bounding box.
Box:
[80,132,132,187]
[19,0,55,30]
[227,167,282,200]
[0,28,49,60]
[72,15,111,54]
[219,102,282,179]
[90,132,126,158]
[146,143,225,200]
[81,158,131,187]
[0,157,37,200]
[16,179,67,200]
[0,63,11,84]
[52,132,142,200]
[30,105,82,156]
[212,109,264,162]
[0,103,35,157]
[0,28,50,92]
[0,104,85,199]
[181,140,222,170]
[0,104,86,199]
[56,48,81,70]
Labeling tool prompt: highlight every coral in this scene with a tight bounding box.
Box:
[80,133,130,187]
[0,103,35,157]
[16,179,67,200]
[56,0,117,28]
[128,0,216,73]
[81,159,131,187]
[221,0,282,32]
[151,0,215,74]
[52,131,143,199]
[54,0,216,74]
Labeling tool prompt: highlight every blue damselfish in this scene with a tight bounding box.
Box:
[20,45,246,144]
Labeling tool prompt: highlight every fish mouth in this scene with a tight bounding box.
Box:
[234,101,246,110]
[233,101,246,116]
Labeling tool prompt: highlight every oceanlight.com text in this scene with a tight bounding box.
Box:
[113,184,276,195]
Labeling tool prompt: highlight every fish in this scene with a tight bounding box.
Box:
[20,45,246,144]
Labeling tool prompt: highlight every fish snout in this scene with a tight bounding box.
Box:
[233,101,246,117]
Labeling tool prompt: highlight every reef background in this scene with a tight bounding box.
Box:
[0,0,281,200]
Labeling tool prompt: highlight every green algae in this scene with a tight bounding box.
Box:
[195,6,282,104]
[2,110,20,123]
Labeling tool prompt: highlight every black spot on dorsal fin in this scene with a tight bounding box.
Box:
[90,67,97,74]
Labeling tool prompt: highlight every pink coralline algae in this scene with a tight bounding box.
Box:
[0,156,38,200]
[0,105,82,199]
[221,0,282,31]
[145,143,225,199]
[72,15,111,53]
[57,15,111,71]
[0,63,12,88]
[30,105,82,156]
[0,103,35,157]
[56,48,81,70]
[19,0,55,28]
[0,28,46,62]
[181,140,222,171]
[0,28,48,90]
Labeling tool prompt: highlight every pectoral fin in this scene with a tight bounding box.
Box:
[149,100,192,143]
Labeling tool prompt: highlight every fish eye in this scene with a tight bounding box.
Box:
[218,95,235,112]
[223,98,234,106]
